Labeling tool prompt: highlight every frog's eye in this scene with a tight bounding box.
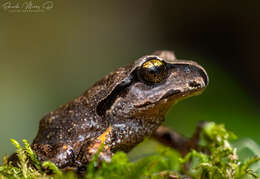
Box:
[139,58,167,84]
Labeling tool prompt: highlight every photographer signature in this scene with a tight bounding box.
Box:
[2,1,54,12]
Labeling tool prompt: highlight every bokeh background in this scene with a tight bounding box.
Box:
[0,1,260,159]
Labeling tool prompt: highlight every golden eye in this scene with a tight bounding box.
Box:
[140,59,167,83]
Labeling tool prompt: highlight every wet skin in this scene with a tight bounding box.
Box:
[9,50,208,169]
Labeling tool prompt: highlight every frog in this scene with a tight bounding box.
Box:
[8,50,208,170]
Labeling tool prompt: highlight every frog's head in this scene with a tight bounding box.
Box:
[95,51,208,123]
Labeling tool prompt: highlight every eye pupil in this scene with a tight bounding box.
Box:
[140,59,167,83]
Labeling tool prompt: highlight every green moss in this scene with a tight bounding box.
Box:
[180,122,260,179]
[1,122,259,179]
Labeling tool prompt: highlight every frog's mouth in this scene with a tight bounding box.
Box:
[161,83,206,101]
[161,89,182,99]
[135,87,205,108]
[160,87,206,102]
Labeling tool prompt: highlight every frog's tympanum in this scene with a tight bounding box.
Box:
[9,51,208,170]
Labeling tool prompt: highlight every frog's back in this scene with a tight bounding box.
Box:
[32,65,132,146]
[33,97,89,142]
[30,96,108,167]
[30,66,133,167]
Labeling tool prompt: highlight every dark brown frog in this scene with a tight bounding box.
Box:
[9,50,208,170]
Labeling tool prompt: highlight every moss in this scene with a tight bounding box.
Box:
[1,122,259,179]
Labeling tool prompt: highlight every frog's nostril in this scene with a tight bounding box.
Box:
[189,81,201,88]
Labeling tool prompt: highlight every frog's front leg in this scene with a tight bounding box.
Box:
[8,143,76,169]
[152,121,205,156]
[32,143,76,168]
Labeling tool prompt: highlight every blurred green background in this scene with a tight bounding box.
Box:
[0,1,260,158]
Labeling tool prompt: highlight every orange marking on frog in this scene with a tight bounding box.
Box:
[87,126,112,155]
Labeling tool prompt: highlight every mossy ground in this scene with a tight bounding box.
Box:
[1,122,259,179]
